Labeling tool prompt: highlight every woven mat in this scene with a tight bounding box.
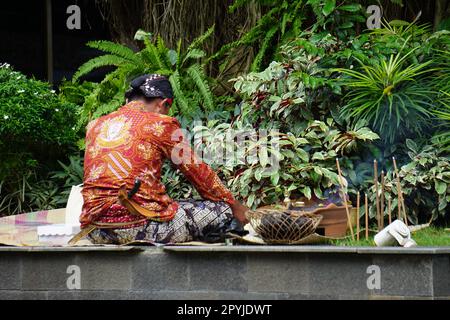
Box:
[0,209,67,246]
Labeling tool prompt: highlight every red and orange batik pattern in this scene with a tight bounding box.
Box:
[80,101,235,228]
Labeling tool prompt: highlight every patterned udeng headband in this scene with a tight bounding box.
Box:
[126,74,174,101]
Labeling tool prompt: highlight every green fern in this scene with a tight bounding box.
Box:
[210,6,280,64]
[251,25,278,71]
[187,25,215,52]
[73,27,217,126]
[182,49,206,66]
[143,37,165,70]
[176,39,183,69]
[187,64,214,110]
[228,0,251,13]
[169,71,191,114]
[73,55,131,81]
[87,41,141,64]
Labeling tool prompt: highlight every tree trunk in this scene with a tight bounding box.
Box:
[434,0,449,30]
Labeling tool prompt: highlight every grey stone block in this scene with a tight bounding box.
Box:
[21,253,77,290]
[74,252,134,290]
[216,291,288,300]
[372,255,433,297]
[0,254,22,290]
[247,253,309,294]
[188,253,247,292]
[128,290,219,300]
[432,256,450,297]
[369,295,434,300]
[0,290,48,300]
[433,296,450,300]
[307,253,372,298]
[48,290,131,300]
[132,251,189,291]
[287,293,366,300]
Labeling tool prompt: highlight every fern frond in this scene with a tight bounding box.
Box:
[152,69,173,77]
[187,25,215,52]
[169,71,191,115]
[251,25,278,71]
[142,37,165,70]
[187,64,214,110]
[92,92,125,118]
[87,41,140,64]
[210,7,279,62]
[229,0,253,13]
[77,69,126,127]
[156,36,172,67]
[176,39,183,69]
[73,55,131,81]
[182,49,206,66]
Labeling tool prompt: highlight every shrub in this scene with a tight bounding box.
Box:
[0,64,79,215]
[336,22,450,145]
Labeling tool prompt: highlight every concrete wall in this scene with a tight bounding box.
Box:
[0,246,449,300]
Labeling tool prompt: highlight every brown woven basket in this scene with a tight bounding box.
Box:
[246,208,323,244]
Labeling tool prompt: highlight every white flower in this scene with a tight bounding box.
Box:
[17,89,25,93]
[3,115,9,120]
[55,108,59,112]
[51,90,56,94]
[16,76,21,80]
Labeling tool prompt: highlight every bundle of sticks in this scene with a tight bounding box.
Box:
[336,157,409,242]
[373,158,408,231]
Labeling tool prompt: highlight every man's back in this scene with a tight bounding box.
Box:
[80,101,181,227]
[80,100,235,229]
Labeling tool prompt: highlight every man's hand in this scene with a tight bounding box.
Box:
[230,200,250,225]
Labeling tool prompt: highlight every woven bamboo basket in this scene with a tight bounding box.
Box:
[246,208,323,244]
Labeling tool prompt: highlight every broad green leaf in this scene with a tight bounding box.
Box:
[323,0,336,16]
[302,186,312,199]
[435,180,447,195]
[247,193,255,208]
[312,152,325,160]
[259,146,269,167]
[271,172,280,186]
[339,4,361,12]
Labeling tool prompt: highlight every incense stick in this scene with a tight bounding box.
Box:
[336,158,355,241]
[356,192,360,241]
[380,170,385,229]
[388,197,392,225]
[365,193,369,240]
[374,160,380,231]
[393,157,408,226]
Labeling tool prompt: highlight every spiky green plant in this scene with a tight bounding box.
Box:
[336,44,437,144]
[73,26,216,127]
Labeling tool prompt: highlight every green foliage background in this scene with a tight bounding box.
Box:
[0,0,449,227]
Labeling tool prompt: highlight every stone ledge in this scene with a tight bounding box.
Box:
[0,246,143,253]
[163,245,450,255]
[0,245,448,299]
[1,245,449,255]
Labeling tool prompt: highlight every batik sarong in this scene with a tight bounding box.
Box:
[86,200,233,245]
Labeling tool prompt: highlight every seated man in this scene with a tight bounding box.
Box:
[78,74,248,245]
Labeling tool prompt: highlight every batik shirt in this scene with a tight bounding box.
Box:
[80,101,235,228]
